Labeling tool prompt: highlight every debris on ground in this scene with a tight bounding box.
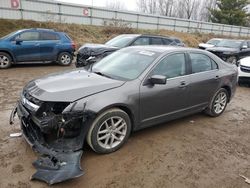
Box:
[239,174,250,184]
[9,132,22,138]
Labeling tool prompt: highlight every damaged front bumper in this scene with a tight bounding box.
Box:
[9,100,94,185]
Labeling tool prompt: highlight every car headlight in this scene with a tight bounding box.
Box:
[21,94,40,112]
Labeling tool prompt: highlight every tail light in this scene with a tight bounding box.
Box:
[71,41,76,49]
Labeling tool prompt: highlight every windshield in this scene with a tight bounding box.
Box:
[0,31,18,40]
[105,35,136,48]
[92,49,159,81]
[207,39,221,45]
[216,40,242,48]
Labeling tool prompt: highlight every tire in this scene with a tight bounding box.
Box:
[0,52,12,69]
[87,108,131,154]
[58,52,73,66]
[205,88,229,117]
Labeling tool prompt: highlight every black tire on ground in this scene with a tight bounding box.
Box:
[57,52,73,66]
[0,52,12,69]
[205,88,229,117]
[87,108,131,154]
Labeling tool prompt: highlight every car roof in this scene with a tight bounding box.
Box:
[210,38,224,40]
[118,34,178,40]
[18,28,55,32]
[125,45,203,54]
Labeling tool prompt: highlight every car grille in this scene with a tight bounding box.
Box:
[240,65,250,73]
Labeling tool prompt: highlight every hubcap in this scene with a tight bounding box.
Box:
[61,54,71,64]
[97,116,127,149]
[0,55,10,68]
[213,92,227,114]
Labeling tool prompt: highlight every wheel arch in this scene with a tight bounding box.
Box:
[221,85,232,102]
[96,104,136,132]
[0,50,15,63]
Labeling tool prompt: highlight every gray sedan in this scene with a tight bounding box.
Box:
[10,46,238,184]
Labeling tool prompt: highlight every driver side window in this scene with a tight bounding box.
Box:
[132,37,150,46]
[15,31,40,41]
[152,53,186,79]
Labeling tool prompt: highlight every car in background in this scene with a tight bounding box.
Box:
[206,39,250,65]
[75,34,185,68]
[198,38,223,50]
[10,46,237,184]
[0,28,75,69]
[238,56,250,85]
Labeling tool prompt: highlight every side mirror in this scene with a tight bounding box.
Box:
[15,38,23,45]
[149,75,167,85]
[241,45,248,50]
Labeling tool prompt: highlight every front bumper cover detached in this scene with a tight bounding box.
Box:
[9,101,93,185]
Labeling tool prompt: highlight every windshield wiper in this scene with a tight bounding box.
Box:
[93,71,112,79]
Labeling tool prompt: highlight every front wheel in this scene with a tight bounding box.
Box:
[87,108,131,154]
[205,88,229,117]
[0,52,12,69]
[58,52,73,66]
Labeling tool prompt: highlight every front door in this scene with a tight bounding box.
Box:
[11,31,41,62]
[139,53,190,128]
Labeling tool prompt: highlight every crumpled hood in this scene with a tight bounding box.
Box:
[240,57,250,67]
[78,43,118,56]
[25,69,124,102]
[206,46,239,53]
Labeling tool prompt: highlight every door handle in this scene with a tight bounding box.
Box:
[179,81,187,88]
[34,43,40,46]
[215,75,220,80]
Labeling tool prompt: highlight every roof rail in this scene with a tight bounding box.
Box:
[30,28,55,31]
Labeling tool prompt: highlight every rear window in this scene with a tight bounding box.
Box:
[163,38,174,45]
[40,32,59,40]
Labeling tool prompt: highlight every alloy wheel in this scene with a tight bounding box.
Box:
[61,54,71,64]
[213,92,227,114]
[97,116,127,149]
[0,55,10,68]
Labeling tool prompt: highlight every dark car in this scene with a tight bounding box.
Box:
[0,28,76,69]
[76,34,185,68]
[206,39,250,65]
[10,46,237,184]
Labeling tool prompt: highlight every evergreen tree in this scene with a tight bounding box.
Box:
[209,0,249,26]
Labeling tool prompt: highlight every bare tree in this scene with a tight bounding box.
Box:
[136,0,216,21]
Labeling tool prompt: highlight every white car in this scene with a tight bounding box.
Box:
[238,56,250,84]
[199,38,223,50]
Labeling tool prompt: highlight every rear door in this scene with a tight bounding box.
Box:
[11,31,41,62]
[187,52,220,109]
[39,31,60,61]
[139,52,190,127]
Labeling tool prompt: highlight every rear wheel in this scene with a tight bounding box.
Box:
[0,52,12,69]
[205,88,229,117]
[58,52,72,66]
[87,108,131,154]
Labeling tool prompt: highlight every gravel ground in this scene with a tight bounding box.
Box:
[0,63,250,188]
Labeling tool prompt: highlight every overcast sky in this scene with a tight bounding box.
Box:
[57,0,138,11]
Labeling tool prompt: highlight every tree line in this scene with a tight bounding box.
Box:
[106,0,250,27]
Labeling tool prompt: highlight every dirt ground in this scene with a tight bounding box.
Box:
[0,63,250,188]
